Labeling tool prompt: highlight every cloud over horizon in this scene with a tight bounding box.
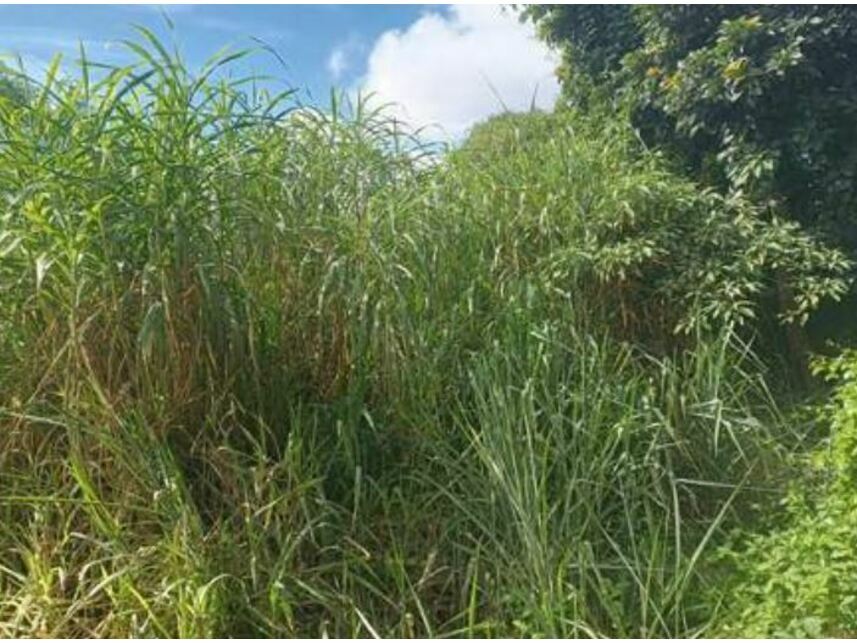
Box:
[356,5,561,139]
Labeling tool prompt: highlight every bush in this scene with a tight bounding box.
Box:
[713,350,857,637]
[453,111,849,341]
[523,7,857,249]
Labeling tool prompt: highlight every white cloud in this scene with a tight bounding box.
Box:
[359,5,560,139]
[327,47,347,80]
[326,35,365,82]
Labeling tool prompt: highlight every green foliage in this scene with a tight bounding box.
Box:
[0,64,31,106]
[523,6,857,250]
[522,5,640,84]
[713,351,857,637]
[457,111,849,337]
[0,27,847,638]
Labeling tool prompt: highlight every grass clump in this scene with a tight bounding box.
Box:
[0,32,850,636]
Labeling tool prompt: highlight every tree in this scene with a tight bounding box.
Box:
[523,6,857,249]
[524,6,857,377]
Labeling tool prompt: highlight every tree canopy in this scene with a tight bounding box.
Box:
[524,6,857,251]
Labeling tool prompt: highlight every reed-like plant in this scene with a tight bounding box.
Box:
[0,30,845,636]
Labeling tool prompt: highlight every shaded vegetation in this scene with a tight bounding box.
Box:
[524,6,857,246]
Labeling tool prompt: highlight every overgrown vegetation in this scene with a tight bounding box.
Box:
[0,18,854,637]
[713,352,857,637]
[524,6,857,244]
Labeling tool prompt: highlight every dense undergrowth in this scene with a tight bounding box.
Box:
[0,34,853,636]
[713,352,857,637]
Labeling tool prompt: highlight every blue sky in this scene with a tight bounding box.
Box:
[0,4,560,139]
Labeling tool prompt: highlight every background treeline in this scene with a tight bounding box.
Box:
[0,7,855,636]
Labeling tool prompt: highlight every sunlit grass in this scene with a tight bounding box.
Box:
[0,31,820,636]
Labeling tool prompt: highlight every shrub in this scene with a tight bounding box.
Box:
[713,350,857,637]
[451,111,850,343]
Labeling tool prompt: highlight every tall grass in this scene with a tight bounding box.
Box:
[0,33,798,636]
